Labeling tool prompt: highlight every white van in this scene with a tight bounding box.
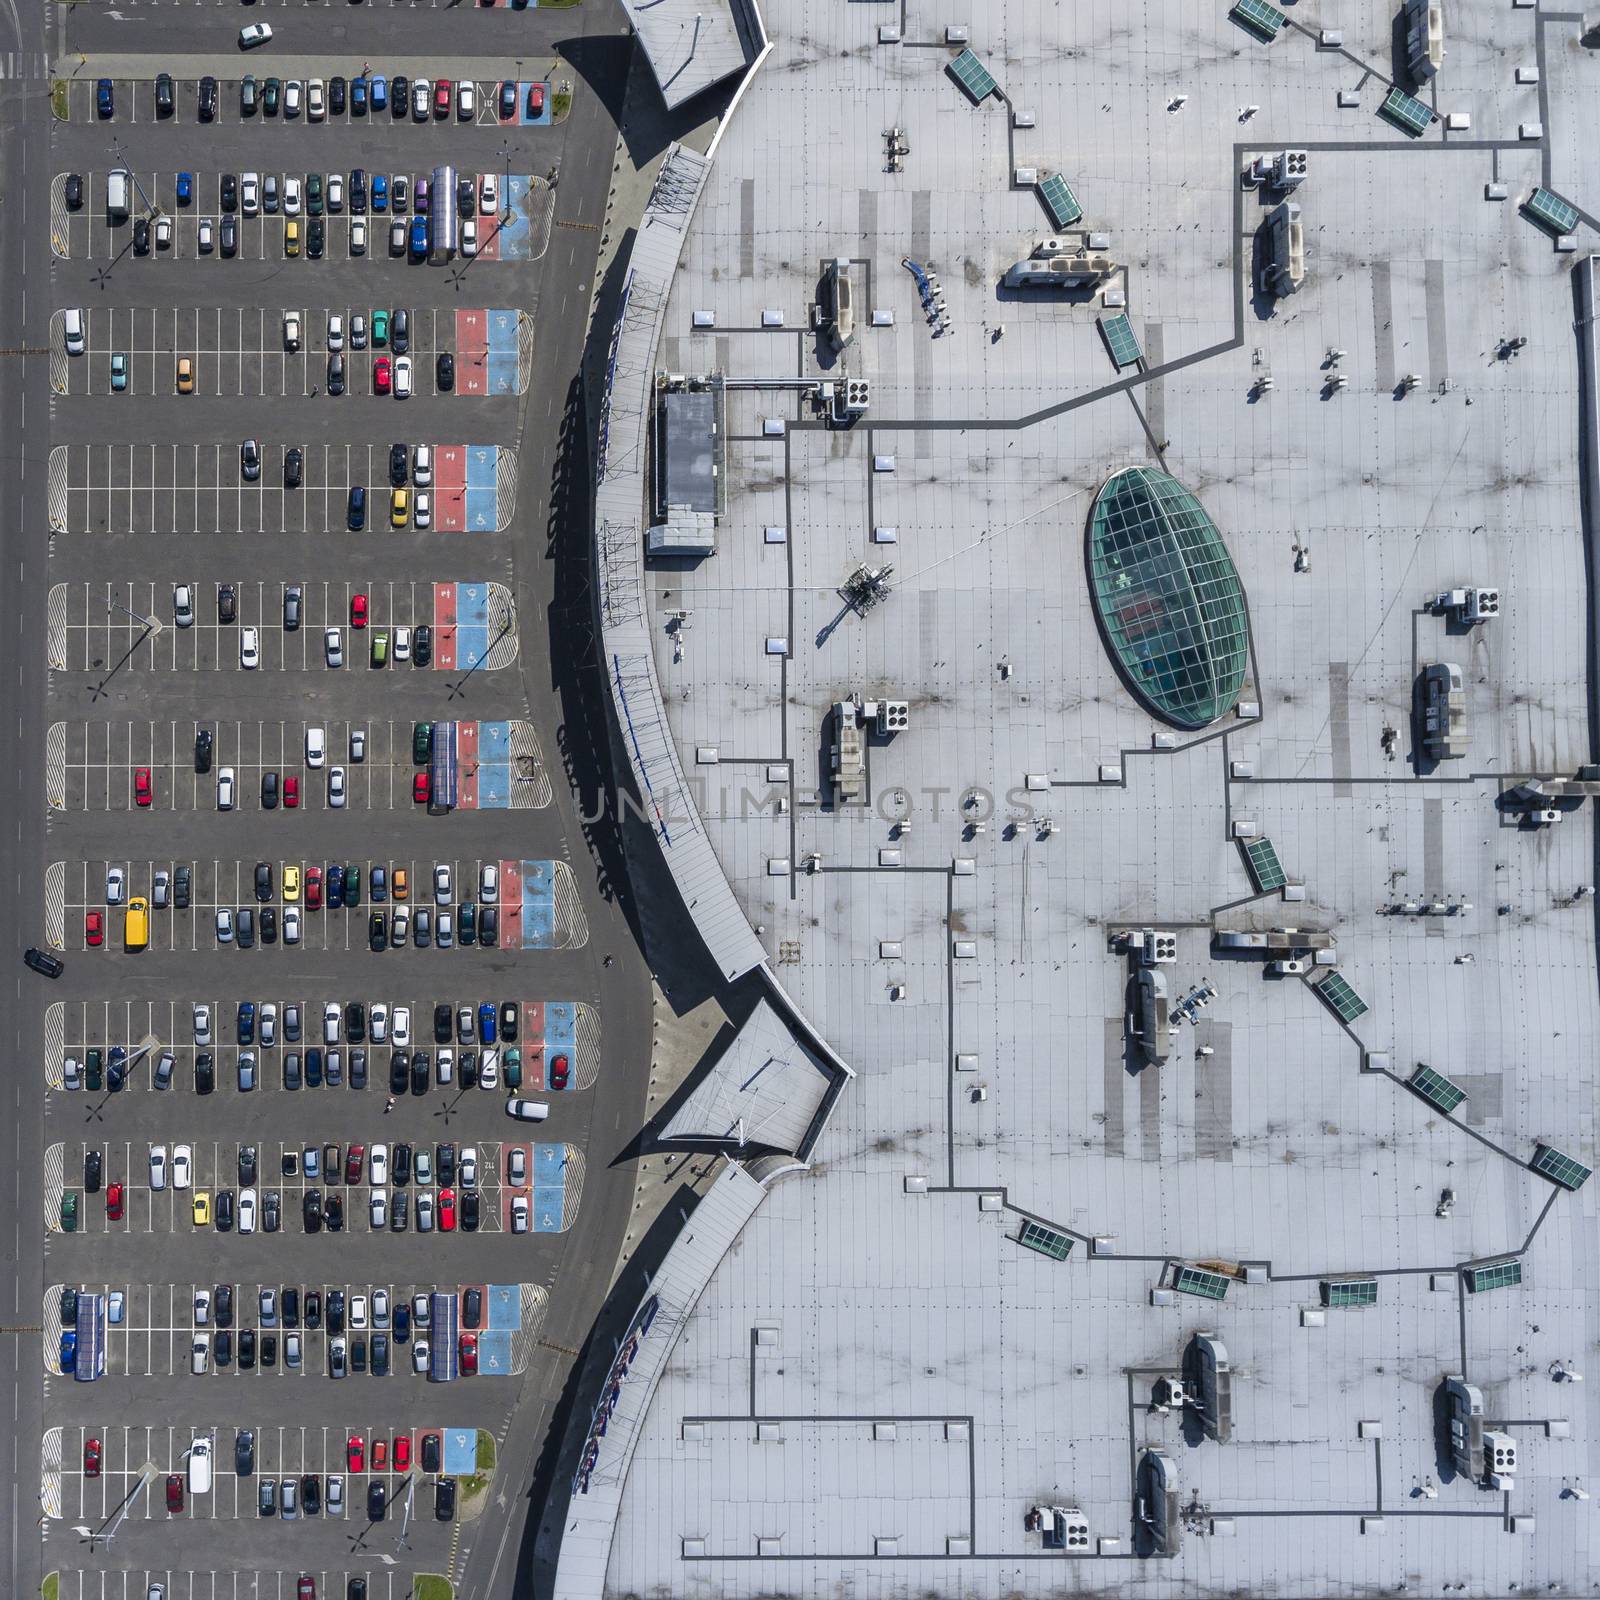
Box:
[105,168,130,224]
[187,1436,213,1494]
[63,308,85,356]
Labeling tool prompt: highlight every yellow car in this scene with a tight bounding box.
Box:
[192,1192,212,1227]
[283,864,301,902]
[392,868,408,901]
[124,896,149,952]
[285,219,301,258]
[390,487,409,528]
[176,357,194,395]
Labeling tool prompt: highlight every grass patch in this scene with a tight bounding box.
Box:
[42,1575,60,1600]
[476,1429,497,1472]
[50,81,68,120]
[539,0,583,8]
[414,1576,453,1600]
[552,91,573,122]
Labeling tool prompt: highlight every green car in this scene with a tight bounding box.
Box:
[457,901,476,945]
[110,352,128,392]
[412,721,432,764]
[504,1046,522,1090]
[371,308,390,347]
[307,173,324,216]
[60,1192,78,1233]
[262,76,281,115]
[343,863,361,908]
[370,629,389,669]
[85,1048,103,1092]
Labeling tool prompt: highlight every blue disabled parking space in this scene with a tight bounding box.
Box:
[442,1428,477,1474]
[516,88,552,128]
[534,1142,566,1232]
[487,1284,520,1330]
[475,720,512,808]
[544,1002,576,1079]
[455,581,492,670]
[498,175,534,259]
[466,443,499,532]
[521,858,555,948]
[478,1332,514,1375]
[486,309,520,392]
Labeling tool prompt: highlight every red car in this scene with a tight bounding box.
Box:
[345,1143,366,1184]
[372,1439,388,1471]
[284,775,300,809]
[106,1181,124,1220]
[166,1474,184,1513]
[298,1579,316,1600]
[346,1435,364,1473]
[393,1434,411,1472]
[549,1053,570,1090]
[373,358,391,396]
[439,1187,457,1232]
[459,1332,478,1375]
[134,768,153,807]
[84,1437,101,1477]
[413,772,430,805]
[85,910,104,947]
[350,593,368,628]
[528,82,545,117]
[434,79,452,116]
[306,866,323,910]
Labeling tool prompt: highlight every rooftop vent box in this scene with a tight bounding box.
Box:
[1301,1307,1326,1327]
[1013,108,1036,128]
[947,1536,972,1555]
[1151,1288,1176,1306]
[878,23,901,42]
[874,1423,897,1441]
[1362,1517,1387,1535]
[1014,166,1039,187]
[683,1538,707,1556]
[1211,1518,1237,1537]
[873,525,898,544]
[756,1423,782,1442]
[646,517,716,558]
[875,1538,900,1557]
[691,310,716,330]
[904,1175,929,1194]
[956,1052,978,1072]
[760,308,784,328]
[946,24,970,42]
[1244,1263,1268,1284]
[946,1421,970,1442]
[682,1422,705,1441]
[757,1537,782,1555]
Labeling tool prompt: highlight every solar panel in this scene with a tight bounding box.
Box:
[947,48,998,103]
[1038,173,1083,230]
[1174,1265,1230,1300]
[1017,1220,1073,1261]
[1099,313,1142,370]
[1230,0,1286,38]
[1323,1278,1379,1308]
[1524,187,1579,236]
[1409,1063,1466,1115]
[1241,837,1286,892]
[1532,1145,1592,1191]
[1380,86,1435,138]
[1465,1259,1522,1293]
[1314,972,1368,1022]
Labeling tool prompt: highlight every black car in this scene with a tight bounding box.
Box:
[285,447,303,489]
[371,1333,390,1375]
[436,352,455,391]
[220,173,238,213]
[434,1003,452,1044]
[367,1480,386,1521]
[303,1190,322,1232]
[235,1430,255,1475]
[393,74,408,112]
[239,1330,256,1370]
[215,1284,233,1325]
[330,75,346,115]
[255,861,274,901]
[463,1287,483,1328]
[345,1000,366,1042]
[347,486,366,531]
[308,218,325,259]
[351,1335,367,1374]
[305,1047,323,1088]
[199,76,218,121]
[325,1193,345,1231]
[350,1048,368,1089]
[300,1472,319,1514]
[481,907,499,947]
[60,1286,79,1323]
[410,1053,430,1095]
[457,175,476,218]
[462,1190,481,1232]
[390,1051,409,1095]
[284,585,302,630]
[236,907,255,948]
[84,1150,102,1191]
[283,1052,301,1090]
[435,1478,456,1521]
[195,1053,215,1094]
[421,1433,441,1474]
[263,1191,281,1232]
[393,1142,411,1184]
[261,1333,277,1368]
[241,438,261,481]
[64,173,83,210]
[216,1190,235,1230]
[304,1290,321,1329]
[437,1142,456,1187]
[389,443,408,485]
[238,1146,257,1185]
[327,352,345,396]
[218,584,237,624]
[155,73,174,117]
[220,213,238,257]
[326,1290,345,1334]
[350,168,367,214]
[106,1047,127,1091]
[500,80,516,119]
[195,729,213,772]
[499,1001,520,1041]
[392,309,409,355]
[394,1304,410,1342]
[261,772,279,809]
[461,1050,479,1090]
[175,865,192,909]
[132,217,151,255]
[283,1288,299,1326]
[214,1329,233,1366]
[369,911,387,952]
[260,907,278,944]
[414,625,432,667]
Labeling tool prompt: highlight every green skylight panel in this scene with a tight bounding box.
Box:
[1242,837,1286,892]
[1230,0,1286,39]
[1314,972,1368,1022]
[1465,1259,1522,1293]
[1100,313,1142,370]
[1524,187,1579,236]
[1175,1265,1230,1300]
[1532,1145,1592,1190]
[1017,1220,1073,1261]
[1410,1063,1466,1115]
[1324,1278,1379,1307]
[947,49,998,103]
[1380,86,1434,137]
[1038,173,1083,230]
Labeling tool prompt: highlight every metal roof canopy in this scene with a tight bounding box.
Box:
[947,48,999,103]
[1380,85,1435,137]
[659,388,720,516]
[1099,312,1143,369]
[1038,172,1084,230]
[1524,187,1579,236]
[1230,0,1286,40]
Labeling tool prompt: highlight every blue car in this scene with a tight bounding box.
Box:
[351,75,368,115]
[59,1331,77,1373]
[176,171,193,207]
[370,74,387,112]
[96,79,114,119]
[478,1002,497,1045]
[237,1000,255,1045]
[408,215,429,260]
[371,173,388,213]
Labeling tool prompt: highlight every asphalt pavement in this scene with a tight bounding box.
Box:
[0,1,648,1597]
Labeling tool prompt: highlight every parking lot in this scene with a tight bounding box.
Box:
[48,581,520,676]
[49,439,518,534]
[43,1570,416,1600]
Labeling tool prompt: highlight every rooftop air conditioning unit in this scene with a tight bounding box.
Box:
[874,700,909,735]
[1272,149,1309,189]
[1271,958,1310,976]
[1465,587,1500,621]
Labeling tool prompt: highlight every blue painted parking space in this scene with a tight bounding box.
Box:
[487,309,520,393]
[517,86,553,128]
[521,858,555,948]
[476,719,512,808]
[442,1428,477,1474]
[455,580,491,669]
[479,1332,513,1374]
[487,1284,520,1329]
[465,442,499,533]
[534,1141,566,1233]
[544,1001,577,1075]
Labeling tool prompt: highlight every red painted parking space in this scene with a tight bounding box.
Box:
[478,221,501,263]
[436,445,467,533]
[434,583,457,672]
[456,310,489,397]
[523,1002,546,1091]
[457,720,479,809]
[500,858,524,949]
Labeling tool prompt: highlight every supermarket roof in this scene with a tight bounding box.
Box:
[618,0,765,111]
